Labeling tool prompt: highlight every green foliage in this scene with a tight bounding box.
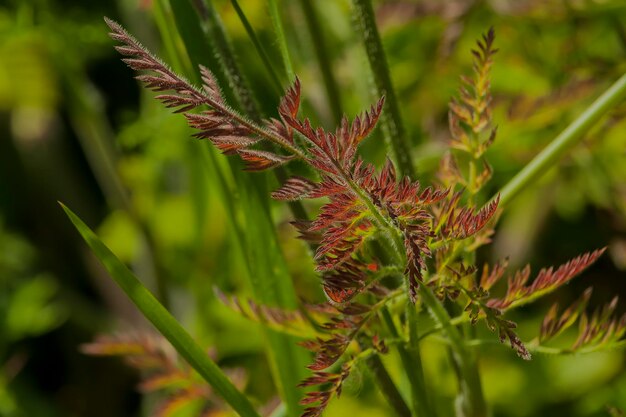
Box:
[92,14,626,417]
[0,220,65,417]
[62,203,261,417]
[2,1,626,417]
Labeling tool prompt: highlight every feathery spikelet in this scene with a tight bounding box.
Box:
[479,258,509,291]
[449,27,498,157]
[271,176,317,201]
[321,259,369,304]
[539,289,626,352]
[540,288,593,343]
[297,364,351,417]
[105,17,295,170]
[81,333,243,417]
[487,248,606,310]
[572,296,626,350]
[214,289,320,338]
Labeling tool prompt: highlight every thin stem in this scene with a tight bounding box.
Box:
[352,0,415,178]
[268,0,295,81]
[418,285,487,417]
[230,0,284,95]
[406,304,435,417]
[367,354,412,417]
[462,338,626,355]
[496,72,626,206]
[381,307,432,417]
[298,0,343,124]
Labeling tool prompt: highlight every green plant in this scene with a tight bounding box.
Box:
[62,9,626,417]
[0,220,65,417]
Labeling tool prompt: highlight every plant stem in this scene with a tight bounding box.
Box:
[406,304,435,417]
[366,353,412,417]
[418,285,487,417]
[268,0,295,81]
[352,0,416,178]
[381,307,432,417]
[230,0,284,95]
[497,72,626,206]
[298,0,343,124]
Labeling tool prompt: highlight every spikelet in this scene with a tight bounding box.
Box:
[487,249,606,310]
[81,332,244,417]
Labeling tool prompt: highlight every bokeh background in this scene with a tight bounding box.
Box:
[1,0,626,416]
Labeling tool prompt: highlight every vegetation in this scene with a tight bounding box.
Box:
[2,1,626,417]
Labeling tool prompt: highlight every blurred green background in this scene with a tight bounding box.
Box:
[1,0,626,416]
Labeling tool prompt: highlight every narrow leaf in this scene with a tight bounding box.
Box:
[61,203,260,417]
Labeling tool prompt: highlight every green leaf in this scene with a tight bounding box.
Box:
[352,0,416,177]
[268,0,295,82]
[497,72,626,206]
[5,274,65,341]
[61,203,260,417]
[230,0,283,94]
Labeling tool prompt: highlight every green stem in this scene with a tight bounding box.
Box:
[418,285,487,417]
[497,72,626,206]
[352,0,415,178]
[268,0,295,81]
[62,205,260,417]
[406,304,435,417]
[366,353,412,417]
[381,307,431,417]
[298,0,343,124]
[230,0,284,94]
[463,338,626,355]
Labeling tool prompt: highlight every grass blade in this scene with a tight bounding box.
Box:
[238,176,309,417]
[352,0,415,177]
[298,0,343,124]
[230,0,284,94]
[61,203,260,417]
[497,73,626,206]
[268,0,295,81]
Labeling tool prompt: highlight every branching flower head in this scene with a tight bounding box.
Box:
[100,18,623,417]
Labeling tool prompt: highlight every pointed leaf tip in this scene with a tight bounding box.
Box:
[61,205,260,417]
